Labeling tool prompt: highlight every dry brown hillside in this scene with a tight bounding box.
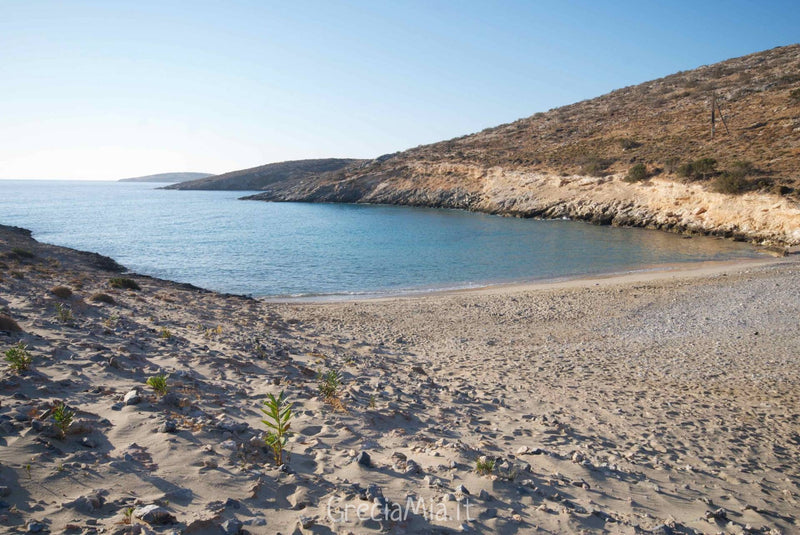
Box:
[245,45,800,246]
[401,44,800,187]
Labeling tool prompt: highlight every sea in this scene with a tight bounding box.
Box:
[0,180,763,299]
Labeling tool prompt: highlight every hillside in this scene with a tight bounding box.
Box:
[118,172,212,183]
[164,158,363,191]
[244,45,800,246]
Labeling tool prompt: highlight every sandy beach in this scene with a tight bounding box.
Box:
[1,224,799,534]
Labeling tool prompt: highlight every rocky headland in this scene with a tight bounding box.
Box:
[165,160,364,192]
[238,45,800,247]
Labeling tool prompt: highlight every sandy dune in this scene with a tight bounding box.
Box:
[1,225,799,534]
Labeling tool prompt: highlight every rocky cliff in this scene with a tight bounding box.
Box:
[243,45,800,246]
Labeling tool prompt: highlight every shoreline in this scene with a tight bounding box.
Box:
[430,253,794,297]
[267,253,791,304]
[1,206,775,304]
[1,219,792,306]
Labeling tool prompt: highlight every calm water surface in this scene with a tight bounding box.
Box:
[0,180,762,297]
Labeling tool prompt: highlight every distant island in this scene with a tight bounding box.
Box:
[163,158,363,191]
[118,172,213,183]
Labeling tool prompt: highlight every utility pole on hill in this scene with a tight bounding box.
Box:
[711,95,731,140]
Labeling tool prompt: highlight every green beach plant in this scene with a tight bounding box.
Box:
[203,325,223,339]
[52,402,74,438]
[261,391,293,466]
[103,313,120,328]
[55,302,73,323]
[475,457,496,475]
[159,327,172,340]
[318,368,342,401]
[318,368,346,411]
[4,342,32,372]
[146,373,169,396]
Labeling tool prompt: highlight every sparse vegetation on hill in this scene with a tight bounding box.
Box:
[677,158,718,181]
[624,163,649,183]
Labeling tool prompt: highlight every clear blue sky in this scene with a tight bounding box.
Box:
[1,0,797,180]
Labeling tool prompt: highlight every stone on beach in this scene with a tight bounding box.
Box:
[133,504,175,525]
[123,390,141,405]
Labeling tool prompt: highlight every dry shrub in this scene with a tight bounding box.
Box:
[109,277,140,291]
[51,286,73,299]
[678,158,718,181]
[624,163,649,183]
[579,156,613,177]
[11,247,34,259]
[618,138,641,150]
[712,173,751,194]
[90,293,116,304]
[0,314,22,332]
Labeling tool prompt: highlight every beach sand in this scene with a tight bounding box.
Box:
[1,224,798,534]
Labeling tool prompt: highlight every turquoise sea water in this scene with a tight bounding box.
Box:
[0,180,762,298]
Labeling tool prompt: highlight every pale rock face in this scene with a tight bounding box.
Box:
[247,164,800,246]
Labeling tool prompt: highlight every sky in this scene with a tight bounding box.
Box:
[0,1,798,180]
